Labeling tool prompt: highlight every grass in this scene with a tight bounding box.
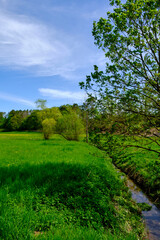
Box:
[93,133,160,205]
[116,137,160,204]
[0,132,146,239]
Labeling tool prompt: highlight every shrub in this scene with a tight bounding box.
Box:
[42,118,56,140]
[56,112,84,141]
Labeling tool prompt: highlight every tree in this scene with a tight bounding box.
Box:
[0,112,5,128]
[3,110,30,131]
[38,107,62,122]
[0,112,5,120]
[80,0,160,153]
[59,104,82,116]
[56,112,84,141]
[42,118,56,140]
[35,99,47,110]
[81,96,99,143]
[23,110,42,130]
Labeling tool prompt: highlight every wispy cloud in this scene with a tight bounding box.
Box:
[0,11,78,78]
[39,88,86,101]
[0,92,35,107]
[0,6,107,80]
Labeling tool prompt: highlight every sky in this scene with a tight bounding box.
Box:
[0,0,111,113]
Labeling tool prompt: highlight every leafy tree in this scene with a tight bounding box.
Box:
[59,104,82,116]
[3,110,30,131]
[35,99,47,110]
[80,96,100,142]
[23,111,42,130]
[59,104,71,114]
[38,107,62,122]
[0,112,5,120]
[42,118,56,140]
[56,112,84,141]
[3,107,62,132]
[80,0,160,153]
[0,112,5,128]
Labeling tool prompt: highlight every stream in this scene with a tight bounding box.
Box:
[121,173,160,240]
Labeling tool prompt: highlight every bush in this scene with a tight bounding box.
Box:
[42,118,56,140]
[56,112,84,141]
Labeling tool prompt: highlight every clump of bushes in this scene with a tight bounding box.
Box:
[42,118,56,140]
[2,105,85,141]
[56,112,84,141]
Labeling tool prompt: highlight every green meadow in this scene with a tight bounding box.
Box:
[0,132,145,239]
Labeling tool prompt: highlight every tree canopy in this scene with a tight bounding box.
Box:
[80,0,160,136]
[35,99,47,110]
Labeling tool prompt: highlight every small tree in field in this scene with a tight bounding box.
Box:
[56,112,84,141]
[42,118,56,140]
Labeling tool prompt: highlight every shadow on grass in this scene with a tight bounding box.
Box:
[0,162,145,240]
[0,161,122,229]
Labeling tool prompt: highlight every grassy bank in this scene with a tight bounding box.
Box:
[114,137,160,205]
[92,133,160,206]
[0,132,145,239]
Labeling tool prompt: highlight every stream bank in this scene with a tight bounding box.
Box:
[92,132,160,207]
[113,160,160,209]
[116,167,160,240]
[126,177,160,240]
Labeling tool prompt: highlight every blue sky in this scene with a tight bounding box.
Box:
[0,0,111,113]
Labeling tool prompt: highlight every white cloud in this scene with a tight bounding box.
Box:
[0,11,76,78]
[0,92,35,107]
[0,8,106,80]
[39,88,87,101]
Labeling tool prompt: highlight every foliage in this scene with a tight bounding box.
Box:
[90,132,160,205]
[2,106,84,135]
[2,107,62,132]
[81,97,100,133]
[38,107,62,122]
[0,132,145,239]
[56,112,84,141]
[138,203,152,211]
[35,99,47,110]
[80,0,160,152]
[23,110,42,130]
[42,118,56,140]
[3,110,30,131]
[59,104,82,117]
[0,112,5,128]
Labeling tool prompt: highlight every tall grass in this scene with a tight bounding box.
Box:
[91,132,160,205]
[0,132,145,239]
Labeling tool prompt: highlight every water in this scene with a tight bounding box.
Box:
[125,177,160,240]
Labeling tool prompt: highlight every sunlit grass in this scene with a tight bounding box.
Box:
[100,135,160,204]
[0,132,145,239]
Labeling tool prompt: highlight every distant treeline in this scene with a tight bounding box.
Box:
[0,99,157,139]
[0,104,86,141]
